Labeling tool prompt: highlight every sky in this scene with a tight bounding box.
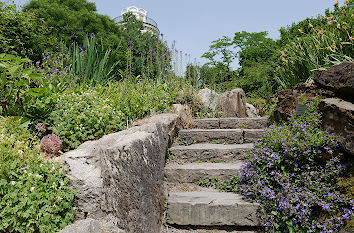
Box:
[12,0,344,68]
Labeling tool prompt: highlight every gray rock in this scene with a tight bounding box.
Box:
[172,104,194,128]
[319,98,354,155]
[166,192,259,226]
[59,218,124,233]
[192,118,220,129]
[56,114,179,233]
[243,129,265,143]
[193,117,268,129]
[179,129,243,144]
[313,62,354,102]
[198,88,220,111]
[219,117,268,129]
[169,143,253,162]
[246,103,259,118]
[165,162,243,183]
[220,88,247,118]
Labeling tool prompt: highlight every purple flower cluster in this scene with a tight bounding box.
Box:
[239,99,353,232]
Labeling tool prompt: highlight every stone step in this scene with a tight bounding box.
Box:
[193,117,268,129]
[178,129,243,144]
[169,143,253,163]
[165,162,242,183]
[178,129,265,145]
[166,192,259,226]
[243,129,265,143]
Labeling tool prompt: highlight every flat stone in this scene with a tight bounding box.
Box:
[170,143,253,162]
[166,192,259,226]
[219,117,268,129]
[192,118,220,129]
[165,162,243,183]
[179,129,243,144]
[243,129,265,143]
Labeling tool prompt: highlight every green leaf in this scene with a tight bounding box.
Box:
[28,73,43,79]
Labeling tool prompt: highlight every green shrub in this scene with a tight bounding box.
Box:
[0,2,55,62]
[0,117,75,233]
[239,98,353,232]
[49,89,126,150]
[48,78,198,151]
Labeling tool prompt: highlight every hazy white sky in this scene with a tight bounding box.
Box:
[12,0,345,67]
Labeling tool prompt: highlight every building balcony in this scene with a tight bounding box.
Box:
[114,15,160,35]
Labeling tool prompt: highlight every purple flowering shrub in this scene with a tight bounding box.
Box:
[239,99,353,232]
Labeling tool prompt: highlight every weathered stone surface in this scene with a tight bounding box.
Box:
[166,192,259,226]
[59,218,124,233]
[314,62,354,102]
[165,162,243,183]
[219,117,268,129]
[246,103,259,118]
[169,143,253,162]
[319,98,354,155]
[193,117,268,129]
[220,88,247,118]
[198,88,221,111]
[179,129,243,144]
[56,114,179,233]
[273,83,335,122]
[243,129,265,143]
[172,104,194,128]
[192,118,220,129]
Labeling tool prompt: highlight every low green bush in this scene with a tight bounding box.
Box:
[0,117,75,233]
[238,98,353,232]
[49,89,126,151]
[49,78,198,151]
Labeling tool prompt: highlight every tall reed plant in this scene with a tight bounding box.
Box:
[70,36,119,87]
[275,0,353,89]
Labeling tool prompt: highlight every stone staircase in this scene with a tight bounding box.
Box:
[162,117,268,232]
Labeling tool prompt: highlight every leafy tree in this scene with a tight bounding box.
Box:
[23,0,121,46]
[0,2,56,61]
[202,36,236,83]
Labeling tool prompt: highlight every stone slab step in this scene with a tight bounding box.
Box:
[243,129,265,143]
[166,192,259,226]
[170,143,253,162]
[165,162,242,183]
[193,117,268,129]
[178,129,243,144]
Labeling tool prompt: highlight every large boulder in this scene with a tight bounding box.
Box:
[314,62,354,102]
[319,98,354,156]
[56,114,179,233]
[197,88,220,111]
[220,88,247,118]
[273,83,335,122]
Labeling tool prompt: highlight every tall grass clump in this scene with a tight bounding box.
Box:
[276,0,353,89]
[239,98,353,232]
[70,36,119,86]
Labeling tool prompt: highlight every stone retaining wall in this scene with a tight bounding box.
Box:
[58,114,179,233]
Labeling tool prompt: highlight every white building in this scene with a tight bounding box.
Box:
[115,6,160,35]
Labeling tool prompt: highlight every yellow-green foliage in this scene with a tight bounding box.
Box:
[49,78,198,151]
[0,117,75,233]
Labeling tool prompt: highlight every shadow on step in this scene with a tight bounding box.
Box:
[167,225,265,232]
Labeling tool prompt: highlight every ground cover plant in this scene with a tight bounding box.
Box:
[237,98,353,232]
[0,117,75,233]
